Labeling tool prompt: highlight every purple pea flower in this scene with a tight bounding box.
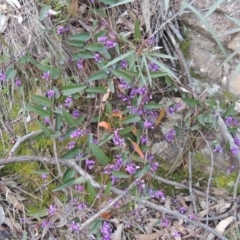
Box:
[42,71,50,81]
[147,37,156,45]
[48,205,57,215]
[41,173,48,181]
[120,60,128,69]
[98,36,107,43]
[101,221,112,240]
[234,137,240,146]
[105,39,116,49]
[72,109,81,119]
[125,162,137,175]
[161,217,169,228]
[68,141,75,150]
[86,159,95,170]
[43,117,50,125]
[143,120,154,129]
[148,62,159,72]
[69,221,80,232]
[46,90,55,98]
[57,26,65,35]
[0,72,6,81]
[75,185,83,192]
[113,129,125,146]
[165,129,176,142]
[155,190,165,201]
[213,145,223,153]
[77,59,84,69]
[15,79,22,86]
[179,206,187,214]
[231,146,239,155]
[65,96,72,107]
[94,53,102,63]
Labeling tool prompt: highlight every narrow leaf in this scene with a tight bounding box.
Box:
[61,84,87,96]
[6,68,17,80]
[87,71,107,82]
[31,95,52,107]
[134,19,141,41]
[112,171,130,178]
[27,105,50,117]
[134,164,151,178]
[61,147,81,159]
[37,120,52,136]
[39,4,51,21]
[182,98,199,107]
[119,114,141,124]
[87,180,97,198]
[62,109,78,127]
[69,33,91,41]
[129,140,144,158]
[155,108,165,127]
[85,87,107,93]
[89,143,110,165]
[223,103,235,118]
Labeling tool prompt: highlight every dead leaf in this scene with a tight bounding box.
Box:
[129,140,144,159]
[99,121,112,131]
[0,15,8,33]
[112,109,123,120]
[101,87,111,111]
[215,199,231,214]
[135,232,162,240]
[131,126,137,136]
[4,186,24,211]
[206,216,235,240]
[112,223,123,240]
[155,108,165,127]
[141,0,151,33]
[68,0,78,16]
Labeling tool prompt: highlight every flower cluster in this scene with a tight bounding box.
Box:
[69,220,80,233]
[101,221,112,240]
[165,129,176,142]
[0,72,6,81]
[70,128,86,138]
[98,36,116,49]
[113,129,125,146]
[225,116,238,127]
[42,71,50,81]
[57,26,69,35]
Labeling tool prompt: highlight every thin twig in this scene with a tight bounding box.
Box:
[188,151,197,214]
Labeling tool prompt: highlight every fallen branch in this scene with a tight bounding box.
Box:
[0,156,228,240]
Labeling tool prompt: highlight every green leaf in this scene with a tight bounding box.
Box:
[104,182,112,195]
[62,109,78,127]
[32,170,49,175]
[206,99,217,107]
[100,0,115,5]
[150,71,168,78]
[72,51,94,60]
[134,164,151,178]
[112,171,130,179]
[90,220,102,234]
[108,0,134,8]
[119,114,141,124]
[84,43,105,52]
[6,68,17,80]
[61,84,87,96]
[197,114,205,126]
[94,30,107,39]
[102,50,135,69]
[105,102,112,115]
[87,180,97,198]
[143,103,162,110]
[52,176,85,192]
[39,4,51,21]
[62,168,75,182]
[26,209,48,218]
[223,103,235,117]
[89,143,110,165]
[31,95,52,107]
[182,98,199,107]
[61,147,81,159]
[30,59,60,79]
[37,120,52,136]
[110,69,137,83]
[66,41,84,47]
[134,19,141,41]
[118,126,134,135]
[27,105,50,117]
[87,71,107,82]
[55,114,62,131]
[85,87,107,94]
[146,52,176,60]
[69,33,91,41]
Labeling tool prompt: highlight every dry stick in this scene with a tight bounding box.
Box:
[152,175,217,202]
[188,151,198,214]
[0,156,227,240]
[217,114,240,216]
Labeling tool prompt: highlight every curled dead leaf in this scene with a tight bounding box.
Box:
[155,108,165,127]
[99,121,112,131]
[129,139,144,159]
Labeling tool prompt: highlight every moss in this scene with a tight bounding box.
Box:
[213,171,237,193]
[179,38,191,59]
[220,91,238,108]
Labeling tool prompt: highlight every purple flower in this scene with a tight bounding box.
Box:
[119,77,130,89]
[113,129,125,146]
[42,71,50,81]
[77,59,84,69]
[125,163,137,175]
[70,128,85,138]
[172,231,181,237]
[0,72,6,81]
[68,141,75,150]
[136,179,145,192]
[105,39,116,49]
[167,106,175,114]
[234,137,240,146]
[15,79,22,86]
[231,146,239,155]
[98,36,107,43]
[227,165,235,174]
[137,86,148,95]
[43,117,50,125]
[147,37,156,45]
[165,129,176,142]
[65,97,72,107]
[75,185,83,192]
[101,221,112,240]
[41,173,48,181]
[120,60,128,69]
[94,53,102,63]
[69,221,80,232]
[72,110,81,119]
[47,90,55,98]
[41,220,49,228]
[86,159,95,170]
[143,120,154,129]
[213,145,223,153]
[179,206,187,214]
[57,26,65,35]
[140,136,148,144]
[188,213,196,220]
[155,190,165,201]
[77,202,87,211]
[48,205,57,215]
[148,62,159,72]
[161,217,169,228]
